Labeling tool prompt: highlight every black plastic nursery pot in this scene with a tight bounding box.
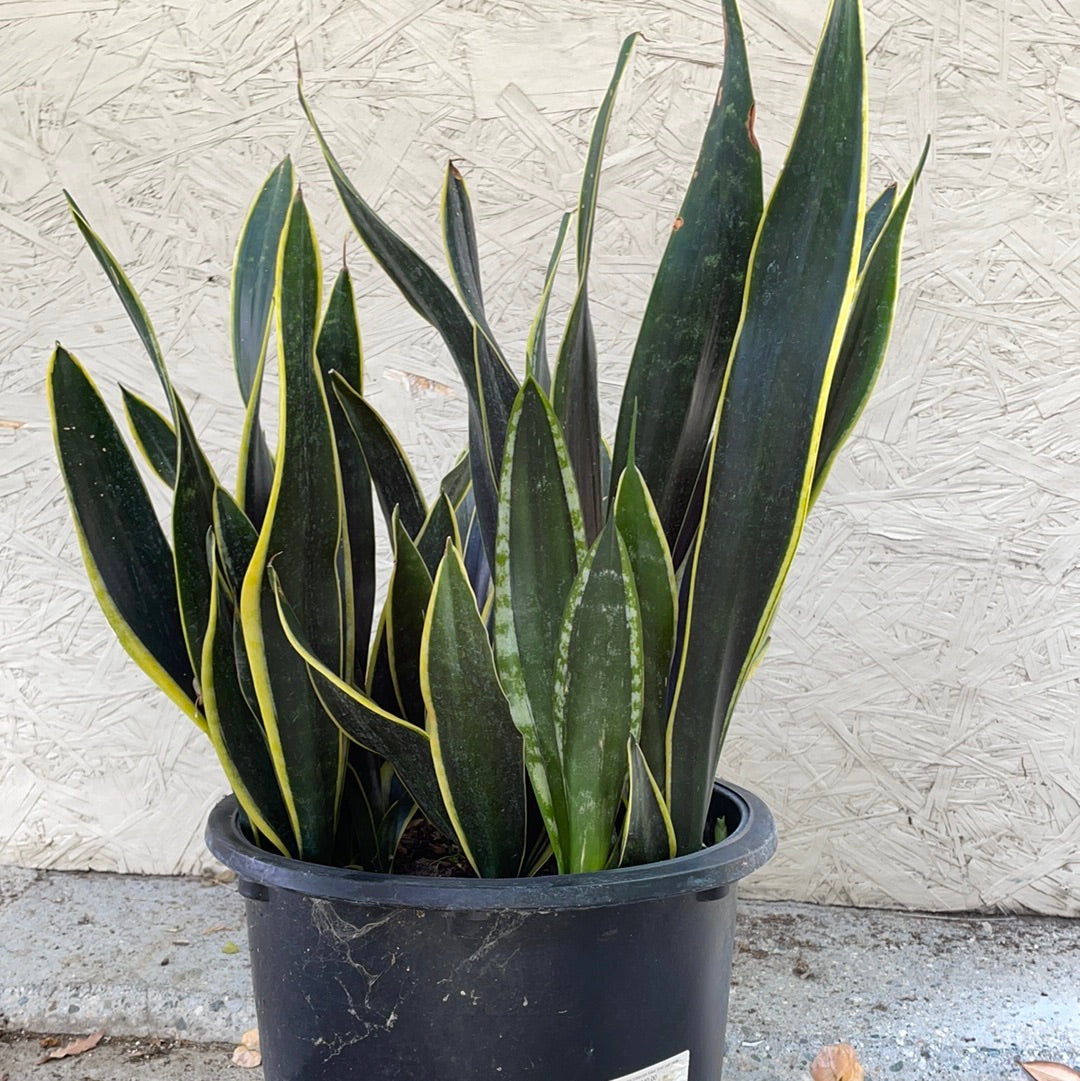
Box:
[206,781,775,1081]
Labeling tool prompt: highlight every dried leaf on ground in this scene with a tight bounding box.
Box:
[1020,1062,1080,1081]
[232,1028,261,1068]
[811,1043,865,1081]
[36,1029,105,1064]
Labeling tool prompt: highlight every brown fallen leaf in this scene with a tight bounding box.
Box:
[811,1043,865,1081]
[1020,1063,1080,1081]
[36,1029,105,1064]
[232,1028,261,1068]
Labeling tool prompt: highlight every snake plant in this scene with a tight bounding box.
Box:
[49,0,925,876]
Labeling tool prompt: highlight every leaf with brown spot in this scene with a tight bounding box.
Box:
[810,1043,865,1081]
[232,1029,262,1068]
[36,1029,104,1064]
[1020,1062,1080,1081]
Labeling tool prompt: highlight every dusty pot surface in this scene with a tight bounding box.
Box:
[207,781,776,1081]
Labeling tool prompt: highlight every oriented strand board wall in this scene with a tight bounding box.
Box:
[1,0,1077,912]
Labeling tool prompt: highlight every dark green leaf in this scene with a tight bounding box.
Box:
[667,0,867,852]
[274,580,454,843]
[299,78,519,570]
[239,191,344,862]
[364,609,399,713]
[439,450,472,510]
[861,183,896,270]
[442,162,490,334]
[232,158,293,527]
[416,492,461,576]
[526,212,571,395]
[331,371,427,540]
[48,345,200,726]
[552,32,638,542]
[611,0,763,543]
[65,193,221,685]
[317,267,375,682]
[121,386,176,487]
[619,737,676,868]
[813,139,929,501]
[212,487,258,600]
[387,513,434,728]
[422,546,526,877]
[202,562,294,856]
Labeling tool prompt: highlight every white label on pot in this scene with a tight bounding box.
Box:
[608,1050,690,1081]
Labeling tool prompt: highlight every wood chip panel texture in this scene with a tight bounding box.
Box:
[1,0,1077,913]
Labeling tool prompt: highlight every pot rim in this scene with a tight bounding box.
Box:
[205,780,776,912]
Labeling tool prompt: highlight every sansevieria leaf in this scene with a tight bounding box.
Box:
[317,267,375,681]
[65,194,221,677]
[525,211,571,395]
[552,32,637,542]
[667,0,868,852]
[212,487,259,603]
[299,77,518,572]
[121,386,176,488]
[273,576,455,844]
[494,379,586,870]
[416,492,461,577]
[812,137,930,501]
[232,157,294,528]
[611,0,763,545]
[386,514,434,728]
[612,461,677,787]
[240,189,345,863]
[618,737,676,868]
[442,162,498,350]
[48,346,202,728]
[202,559,293,856]
[422,545,526,877]
[553,516,644,874]
[332,372,427,541]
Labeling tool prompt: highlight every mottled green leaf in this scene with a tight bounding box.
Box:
[553,517,643,874]
[493,379,586,870]
[422,546,526,877]
[613,463,677,786]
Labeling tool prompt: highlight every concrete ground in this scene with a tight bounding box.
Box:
[1,864,1077,1079]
